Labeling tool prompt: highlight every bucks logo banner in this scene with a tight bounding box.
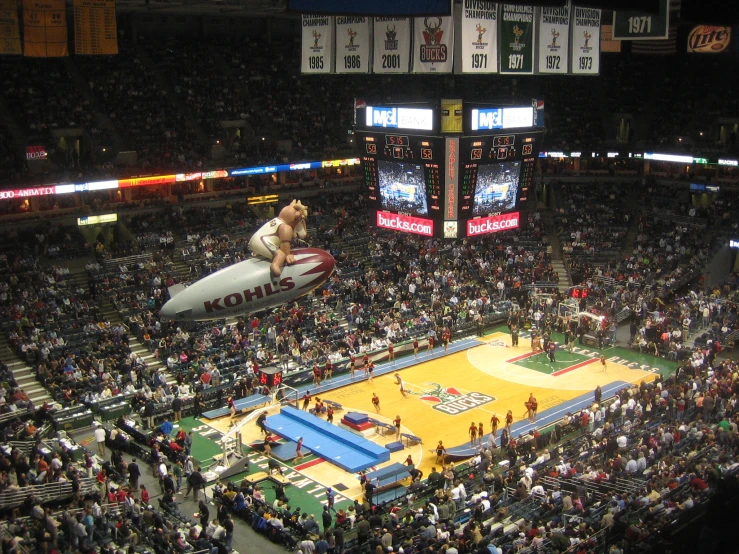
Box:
[301,15,334,74]
[499,4,535,74]
[537,4,570,74]
[412,14,455,73]
[335,16,371,74]
[373,17,411,73]
[571,6,601,74]
[461,1,498,73]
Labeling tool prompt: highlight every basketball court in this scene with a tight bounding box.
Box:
[187,327,676,515]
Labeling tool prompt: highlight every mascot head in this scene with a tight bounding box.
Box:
[279,200,308,227]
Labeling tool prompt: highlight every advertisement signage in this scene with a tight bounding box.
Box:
[687,25,731,53]
[25,145,47,160]
[77,213,118,226]
[364,106,435,130]
[0,186,56,200]
[376,211,434,236]
[470,107,534,131]
[466,211,520,237]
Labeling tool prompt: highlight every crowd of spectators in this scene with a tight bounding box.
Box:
[556,180,631,268]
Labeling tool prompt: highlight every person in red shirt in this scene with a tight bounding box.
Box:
[313,364,322,386]
[372,393,381,413]
[324,360,333,380]
[490,413,500,438]
[140,485,149,504]
[413,338,419,359]
[442,328,451,352]
[387,342,395,362]
[350,355,357,377]
[302,391,312,411]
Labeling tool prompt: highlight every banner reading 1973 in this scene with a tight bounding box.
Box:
[499,4,535,74]
[335,16,371,74]
[537,4,570,74]
[571,6,601,74]
[461,1,498,74]
[301,15,334,74]
[372,17,411,73]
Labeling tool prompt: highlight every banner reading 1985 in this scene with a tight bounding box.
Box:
[461,1,498,74]
[537,4,570,74]
[571,6,601,74]
[335,16,371,74]
[499,4,535,74]
[373,17,411,73]
[301,15,334,74]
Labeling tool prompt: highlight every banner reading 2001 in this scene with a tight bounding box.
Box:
[335,16,371,74]
[301,15,334,74]
[373,17,412,73]
[499,4,535,74]
[571,6,601,74]
[412,14,455,73]
[537,4,570,74]
[461,1,498,73]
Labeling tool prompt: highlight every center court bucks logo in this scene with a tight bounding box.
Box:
[421,17,448,63]
[385,25,398,50]
[413,383,495,415]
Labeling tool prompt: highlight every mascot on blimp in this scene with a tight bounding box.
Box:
[249,200,309,277]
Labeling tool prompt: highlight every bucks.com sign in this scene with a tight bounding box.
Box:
[365,106,435,130]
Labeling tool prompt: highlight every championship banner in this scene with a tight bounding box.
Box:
[536,4,570,74]
[334,16,370,73]
[498,4,535,74]
[301,14,334,74]
[612,0,669,40]
[0,0,22,55]
[570,6,600,74]
[412,14,455,73]
[73,0,118,55]
[461,1,498,74]
[372,17,411,73]
[23,0,68,57]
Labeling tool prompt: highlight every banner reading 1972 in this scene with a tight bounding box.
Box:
[499,4,535,74]
[373,17,412,73]
[461,1,498,74]
[301,15,334,74]
[537,4,570,74]
[571,6,601,74]
[335,16,370,74]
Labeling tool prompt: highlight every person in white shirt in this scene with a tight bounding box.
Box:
[94,424,107,456]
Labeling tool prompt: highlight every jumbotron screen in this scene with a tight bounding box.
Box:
[358,130,444,237]
[459,131,541,236]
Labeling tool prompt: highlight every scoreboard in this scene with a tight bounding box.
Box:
[356,101,543,239]
[359,130,445,237]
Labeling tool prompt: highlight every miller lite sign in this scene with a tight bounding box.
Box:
[687,25,731,53]
[413,14,455,73]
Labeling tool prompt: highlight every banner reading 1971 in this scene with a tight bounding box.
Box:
[498,4,535,74]
[372,17,411,73]
[461,1,498,74]
[335,16,370,74]
[537,4,570,74]
[301,15,334,74]
[571,6,601,74]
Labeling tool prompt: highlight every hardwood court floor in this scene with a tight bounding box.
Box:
[204,330,663,507]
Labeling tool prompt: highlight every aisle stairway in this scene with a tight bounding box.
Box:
[0,336,53,406]
[540,210,572,293]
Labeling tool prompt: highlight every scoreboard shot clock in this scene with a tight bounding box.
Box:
[258,367,283,387]
[355,101,543,239]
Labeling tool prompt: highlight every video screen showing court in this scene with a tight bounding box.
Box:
[472,161,520,216]
[377,160,429,216]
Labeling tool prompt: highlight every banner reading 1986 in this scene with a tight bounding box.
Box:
[373,17,411,73]
[301,15,334,74]
[461,1,498,74]
[335,16,370,74]
[537,4,570,74]
[571,6,601,74]
[499,4,535,74]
